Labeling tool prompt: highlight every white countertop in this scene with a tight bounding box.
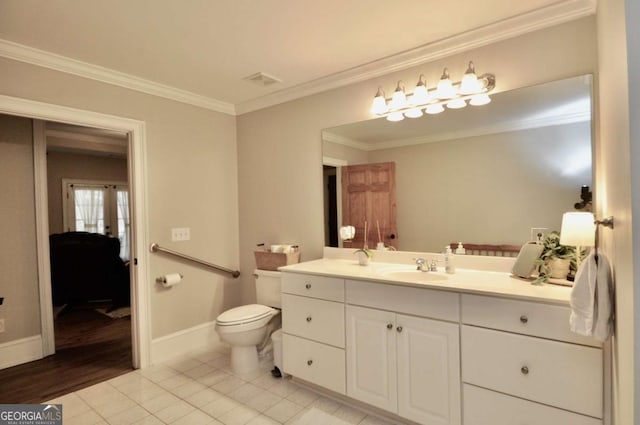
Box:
[280,258,574,305]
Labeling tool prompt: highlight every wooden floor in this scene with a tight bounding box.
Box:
[0,305,133,404]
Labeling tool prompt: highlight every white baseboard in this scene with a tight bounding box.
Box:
[151,320,221,365]
[0,335,43,370]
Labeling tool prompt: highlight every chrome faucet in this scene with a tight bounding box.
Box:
[415,258,428,272]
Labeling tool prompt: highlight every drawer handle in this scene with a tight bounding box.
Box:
[307,359,313,366]
[521,366,529,375]
[396,326,403,333]
[387,323,393,330]
[306,316,312,322]
[305,283,312,289]
[520,315,528,324]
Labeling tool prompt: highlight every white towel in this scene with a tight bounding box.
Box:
[569,251,614,341]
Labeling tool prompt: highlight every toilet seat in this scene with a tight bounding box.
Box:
[216,304,277,327]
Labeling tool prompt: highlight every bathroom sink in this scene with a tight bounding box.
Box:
[374,265,449,283]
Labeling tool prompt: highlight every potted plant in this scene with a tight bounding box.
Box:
[533,231,575,284]
[354,248,373,266]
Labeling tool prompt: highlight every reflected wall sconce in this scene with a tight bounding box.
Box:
[370,61,496,122]
[339,225,356,242]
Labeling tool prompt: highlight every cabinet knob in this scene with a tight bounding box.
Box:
[387,323,393,330]
[305,283,312,289]
[520,315,528,324]
[521,366,529,375]
[307,359,313,366]
[306,316,312,322]
[396,326,403,333]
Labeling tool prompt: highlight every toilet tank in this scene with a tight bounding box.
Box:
[255,269,281,308]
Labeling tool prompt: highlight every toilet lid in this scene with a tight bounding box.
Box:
[216,304,275,326]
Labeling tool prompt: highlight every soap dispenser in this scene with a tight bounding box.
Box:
[455,242,466,255]
[445,246,456,274]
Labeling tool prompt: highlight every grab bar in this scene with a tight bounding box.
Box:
[150,243,240,278]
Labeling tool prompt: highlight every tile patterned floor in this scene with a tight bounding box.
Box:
[46,345,397,425]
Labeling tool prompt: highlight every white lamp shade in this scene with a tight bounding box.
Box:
[403,108,423,118]
[469,93,491,106]
[386,111,405,121]
[425,103,445,114]
[410,84,430,106]
[446,98,467,109]
[339,225,355,240]
[370,95,388,115]
[560,212,595,246]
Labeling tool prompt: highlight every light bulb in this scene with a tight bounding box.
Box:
[469,93,491,106]
[410,75,430,106]
[370,87,388,115]
[404,108,423,118]
[459,61,482,94]
[435,68,456,99]
[425,103,445,114]
[386,111,405,121]
[446,98,467,109]
[390,81,407,110]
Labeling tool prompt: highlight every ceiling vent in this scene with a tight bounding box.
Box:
[243,72,282,87]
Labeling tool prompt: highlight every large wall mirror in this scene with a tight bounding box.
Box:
[322,75,593,253]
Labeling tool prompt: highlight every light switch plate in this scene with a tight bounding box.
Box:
[171,228,190,242]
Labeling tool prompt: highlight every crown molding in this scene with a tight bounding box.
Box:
[328,110,591,152]
[235,0,596,115]
[0,39,236,115]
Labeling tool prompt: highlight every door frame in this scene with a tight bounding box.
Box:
[323,156,347,247]
[1,94,151,368]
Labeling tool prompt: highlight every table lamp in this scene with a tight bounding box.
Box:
[560,212,596,270]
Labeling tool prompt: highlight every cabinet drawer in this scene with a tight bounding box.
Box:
[282,273,344,302]
[461,325,602,418]
[282,294,345,347]
[462,294,600,346]
[283,334,345,395]
[346,280,459,322]
[463,384,602,425]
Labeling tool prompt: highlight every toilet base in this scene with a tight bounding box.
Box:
[230,345,259,374]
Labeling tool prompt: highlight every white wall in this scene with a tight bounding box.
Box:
[237,17,597,301]
[366,122,592,252]
[0,114,40,343]
[596,0,638,423]
[0,57,239,340]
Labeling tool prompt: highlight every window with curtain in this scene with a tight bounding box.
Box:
[63,180,130,260]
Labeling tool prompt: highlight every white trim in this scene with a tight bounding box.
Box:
[322,156,348,167]
[151,320,221,365]
[33,120,55,357]
[0,39,235,116]
[0,94,152,369]
[324,110,591,152]
[0,335,43,370]
[0,0,594,116]
[235,0,597,114]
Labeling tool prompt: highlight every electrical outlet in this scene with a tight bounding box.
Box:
[530,227,548,243]
[0,319,5,333]
[171,228,190,242]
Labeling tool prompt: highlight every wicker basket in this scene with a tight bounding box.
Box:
[254,250,300,271]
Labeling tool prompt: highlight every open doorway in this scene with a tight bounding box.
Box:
[0,95,151,402]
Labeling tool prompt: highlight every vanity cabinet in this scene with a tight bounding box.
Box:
[281,269,605,425]
[281,273,346,394]
[346,281,461,425]
[461,294,603,424]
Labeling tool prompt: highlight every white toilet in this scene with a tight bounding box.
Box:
[215,270,281,374]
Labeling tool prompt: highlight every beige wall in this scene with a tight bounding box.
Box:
[365,122,592,252]
[46,151,128,234]
[237,17,597,301]
[596,0,638,423]
[0,57,239,339]
[0,114,40,343]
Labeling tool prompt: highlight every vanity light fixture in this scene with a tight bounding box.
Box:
[370,61,496,121]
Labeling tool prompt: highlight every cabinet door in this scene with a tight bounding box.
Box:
[397,314,461,425]
[346,305,397,413]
